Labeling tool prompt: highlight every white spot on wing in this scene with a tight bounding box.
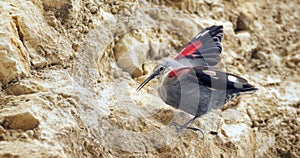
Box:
[228,75,238,82]
[196,30,209,38]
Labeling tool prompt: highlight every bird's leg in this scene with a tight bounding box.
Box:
[170,116,197,131]
[170,116,219,138]
[170,116,205,138]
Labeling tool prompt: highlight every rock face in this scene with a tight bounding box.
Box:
[114,32,149,78]
[0,0,299,157]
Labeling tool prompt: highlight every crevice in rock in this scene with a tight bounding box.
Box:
[2,78,19,91]
[12,16,27,49]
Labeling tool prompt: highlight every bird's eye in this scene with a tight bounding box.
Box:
[159,66,165,71]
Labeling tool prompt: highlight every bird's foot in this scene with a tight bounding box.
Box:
[170,122,218,138]
[170,122,205,139]
[169,122,184,132]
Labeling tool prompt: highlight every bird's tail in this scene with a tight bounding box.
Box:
[235,84,258,95]
[226,85,257,103]
[239,87,258,94]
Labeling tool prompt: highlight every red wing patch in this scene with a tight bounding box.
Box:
[174,41,203,60]
[168,68,191,77]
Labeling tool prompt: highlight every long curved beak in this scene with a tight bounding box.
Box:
[136,72,158,92]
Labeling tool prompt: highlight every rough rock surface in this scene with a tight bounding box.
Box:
[0,0,299,157]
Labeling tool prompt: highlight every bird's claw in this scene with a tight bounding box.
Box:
[187,127,205,139]
[169,122,205,139]
[210,131,218,135]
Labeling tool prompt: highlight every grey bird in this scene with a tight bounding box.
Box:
[137,25,257,136]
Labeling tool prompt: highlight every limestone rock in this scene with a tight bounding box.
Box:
[0,7,30,85]
[41,0,69,9]
[1,112,39,130]
[0,0,74,86]
[6,80,46,95]
[114,32,149,77]
[149,41,161,59]
[11,0,73,69]
[171,17,199,40]
[0,141,67,158]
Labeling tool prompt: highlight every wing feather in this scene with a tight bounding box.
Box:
[175,25,224,66]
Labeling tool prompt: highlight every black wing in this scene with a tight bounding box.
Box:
[175,25,223,67]
[168,66,257,93]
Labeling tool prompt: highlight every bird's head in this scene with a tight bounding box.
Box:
[136,58,181,92]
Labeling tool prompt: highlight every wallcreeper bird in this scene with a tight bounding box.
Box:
[137,25,257,137]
